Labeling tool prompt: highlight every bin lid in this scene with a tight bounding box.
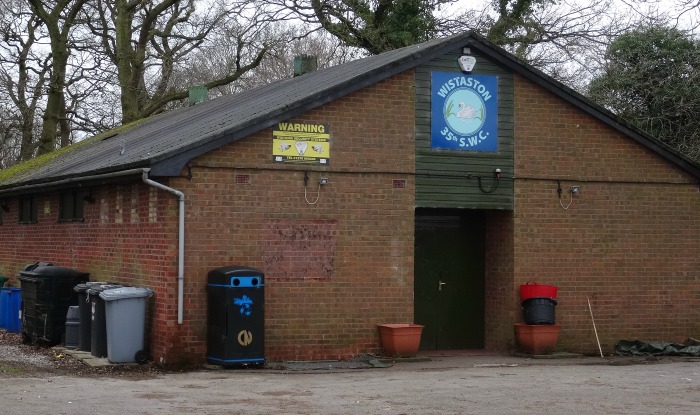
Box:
[207,266,264,285]
[66,306,80,319]
[86,284,123,294]
[19,264,89,280]
[99,287,153,301]
[21,261,53,272]
[73,281,110,293]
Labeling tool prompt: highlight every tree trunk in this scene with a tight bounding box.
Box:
[59,92,71,148]
[114,0,151,124]
[38,46,69,155]
[18,116,36,163]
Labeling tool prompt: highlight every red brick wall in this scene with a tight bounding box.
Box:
[0,184,178,285]
[0,184,180,361]
[176,72,414,360]
[0,70,416,365]
[484,210,515,351]
[173,70,417,361]
[513,74,700,354]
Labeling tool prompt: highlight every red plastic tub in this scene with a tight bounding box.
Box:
[520,282,557,301]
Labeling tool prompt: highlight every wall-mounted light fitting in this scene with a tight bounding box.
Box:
[303,171,322,205]
[471,168,500,194]
[557,181,580,210]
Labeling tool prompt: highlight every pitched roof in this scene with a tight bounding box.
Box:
[0,32,697,194]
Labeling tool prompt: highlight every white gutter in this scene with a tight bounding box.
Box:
[142,169,186,325]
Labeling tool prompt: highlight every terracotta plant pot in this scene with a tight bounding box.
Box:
[377,324,424,357]
[513,323,560,355]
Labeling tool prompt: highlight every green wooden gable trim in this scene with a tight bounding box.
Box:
[415,47,514,210]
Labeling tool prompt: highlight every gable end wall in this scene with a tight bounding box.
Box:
[512,73,700,353]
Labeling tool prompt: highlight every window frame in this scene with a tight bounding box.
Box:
[18,196,37,224]
[58,190,87,222]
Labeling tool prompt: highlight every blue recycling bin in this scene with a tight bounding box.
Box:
[0,287,22,332]
[207,266,265,366]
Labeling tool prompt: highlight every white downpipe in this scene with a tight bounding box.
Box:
[142,169,185,325]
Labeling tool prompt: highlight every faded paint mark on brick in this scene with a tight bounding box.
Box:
[115,188,123,224]
[100,196,109,223]
[149,187,158,223]
[263,220,336,280]
[130,185,139,224]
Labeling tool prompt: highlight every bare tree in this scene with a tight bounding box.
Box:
[0,105,21,168]
[0,0,50,163]
[27,0,89,155]
[441,1,648,90]
[266,0,450,54]
[173,23,361,100]
[64,26,122,136]
[83,0,283,124]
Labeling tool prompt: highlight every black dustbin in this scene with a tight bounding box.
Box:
[73,282,108,352]
[87,284,122,357]
[18,262,89,345]
[522,297,557,325]
[207,266,265,366]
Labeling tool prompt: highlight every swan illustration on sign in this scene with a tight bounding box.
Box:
[454,102,483,121]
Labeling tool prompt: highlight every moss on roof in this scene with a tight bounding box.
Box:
[0,119,146,186]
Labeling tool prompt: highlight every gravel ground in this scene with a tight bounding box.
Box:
[3,327,699,378]
[0,329,379,377]
[0,329,163,379]
[3,329,700,414]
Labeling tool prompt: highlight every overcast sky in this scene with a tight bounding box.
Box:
[446,0,699,33]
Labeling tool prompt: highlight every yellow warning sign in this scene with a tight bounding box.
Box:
[273,122,330,165]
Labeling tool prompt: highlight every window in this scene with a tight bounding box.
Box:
[19,196,37,223]
[59,190,87,221]
[0,202,8,224]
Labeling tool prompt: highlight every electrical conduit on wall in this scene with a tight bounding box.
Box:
[141,169,185,325]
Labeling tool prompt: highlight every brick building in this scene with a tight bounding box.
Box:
[0,32,698,366]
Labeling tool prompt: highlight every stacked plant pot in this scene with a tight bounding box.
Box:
[513,282,559,355]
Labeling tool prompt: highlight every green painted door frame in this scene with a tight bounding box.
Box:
[414,209,485,350]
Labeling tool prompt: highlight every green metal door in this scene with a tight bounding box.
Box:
[414,209,485,350]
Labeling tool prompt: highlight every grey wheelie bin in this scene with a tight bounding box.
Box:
[99,287,153,363]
